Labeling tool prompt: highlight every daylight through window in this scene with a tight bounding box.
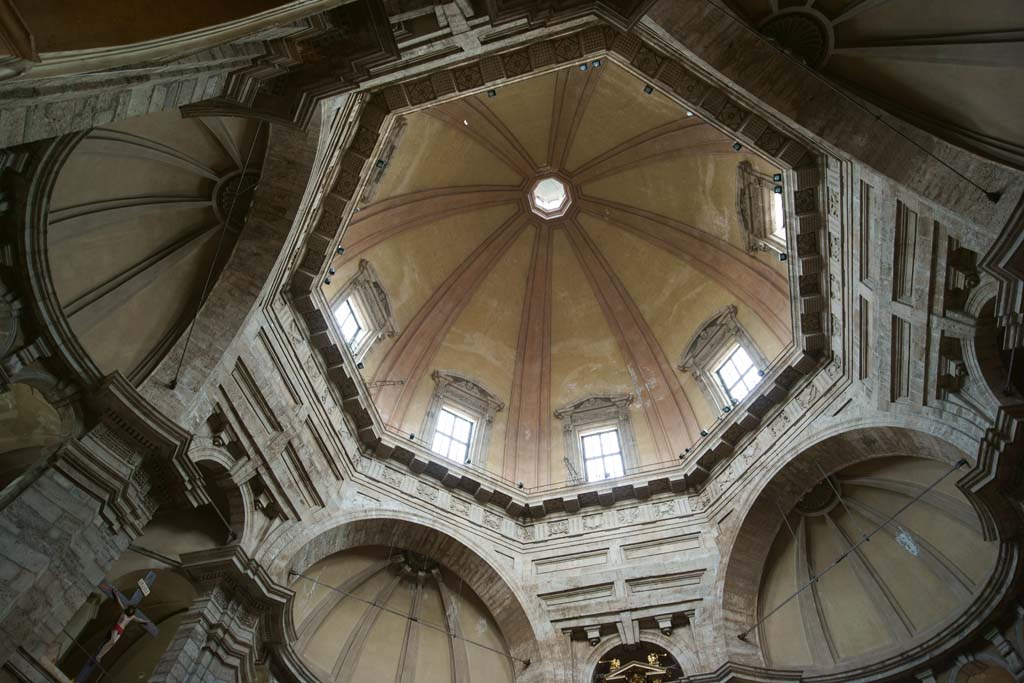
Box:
[432,407,474,462]
[334,298,368,350]
[716,345,761,403]
[581,428,625,482]
[771,192,785,239]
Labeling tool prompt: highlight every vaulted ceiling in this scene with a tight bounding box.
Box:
[324,61,792,488]
[723,0,1024,168]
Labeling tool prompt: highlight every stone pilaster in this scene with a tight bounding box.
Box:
[150,546,289,683]
[0,372,194,668]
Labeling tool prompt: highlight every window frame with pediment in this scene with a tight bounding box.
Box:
[737,160,787,254]
[554,394,639,485]
[679,305,769,412]
[329,259,397,362]
[421,370,504,467]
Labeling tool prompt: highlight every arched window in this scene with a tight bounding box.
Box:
[421,371,504,466]
[679,306,768,411]
[555,395,639,484]
[330,259,396,361]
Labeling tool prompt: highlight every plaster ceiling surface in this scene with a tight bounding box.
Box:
[760,456,997,669]
[325,61,792,489]
[725,0,1024,166]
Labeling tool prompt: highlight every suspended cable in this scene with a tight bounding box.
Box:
[288,571,531,666]
[168,121,266,390]
[738,458,967,641]
[61,627,110,682]
[698,0,1002,203]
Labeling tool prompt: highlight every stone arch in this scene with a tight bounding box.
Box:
[971,293,1024,406]
[716,424,1020,678]
[57,567,197,682]
[579,633,699,683]
[948,654,1017,683]
[190,449,248,544]
[261,507,558,683]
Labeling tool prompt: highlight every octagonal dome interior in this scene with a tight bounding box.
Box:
[324,61,793,489]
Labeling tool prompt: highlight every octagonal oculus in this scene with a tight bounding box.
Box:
[529,177,572,219]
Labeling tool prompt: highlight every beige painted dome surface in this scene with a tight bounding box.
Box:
[759,456,998,668]
[325,62,792,488]
[291,547,515,683]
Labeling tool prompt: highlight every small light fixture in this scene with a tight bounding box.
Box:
[678,453,685,460]
[517,482,524,489]
[684,448,691,454]
[732,142,743,151]
[324,277,332,285]
[463,119,469,126]
[643,84,654,95]
[773,185,783,194]
[375,159,386,169]
[592,59,602,68]
[757,369,766,377]
[487,89,497,97]
[686,111,694,117]
[465,458,471,465]
[336,246,345,255]
[778,252,788,261]
[579,63,588,71]
[700,430,709,437]
[773,173,783,182]
[723,405,731,413]
[408,433,416,440]
[328,266,336,275]
[356,361,364,370]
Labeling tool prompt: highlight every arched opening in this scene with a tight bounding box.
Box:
[0,383,64,490]
[56,569,197,683]
[975,298,1024,401]
[720,426,1012,675]
[290,546,515,683]
[592,641,683,682]
[274,515,547,682]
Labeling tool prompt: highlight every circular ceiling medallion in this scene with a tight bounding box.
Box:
[759,10,833,69]
[529,176,572,220]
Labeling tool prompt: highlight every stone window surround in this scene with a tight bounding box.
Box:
[420,370,504,467]
[737,160,786,254]
[679,305,769,412]
[329,259,396,362]
[555,394,639,485]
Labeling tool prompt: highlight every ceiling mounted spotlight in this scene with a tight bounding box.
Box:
[678,453,685,459]
[408,433,416,440]
[328,266,336,275]
[779,252,788,261]
[375,159,386,169]
[757,369,766,377]
[579,63,588,71]
[337,246,345,255]
[517,482,524,489]
[324,277,332,285]
[686,111,694,117]
[356,362,364,369]
[700,430,709,437]
[773,185,783,194]
[723,406,732,413]
[462,119,469,126]
[643,84,654,95]
[732,142,743,151]
[592,59,602,68]
[773,173,783,182]
[487,89,497,97]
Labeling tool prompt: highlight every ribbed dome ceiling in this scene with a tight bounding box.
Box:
[759,456,997,668]
[325,61,792,488]
[290,547,514,683]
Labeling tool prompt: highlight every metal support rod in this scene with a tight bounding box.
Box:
[288,571,531,666]
[815,462,869,541]
[738,458,967,641]
[775,500,798,542]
